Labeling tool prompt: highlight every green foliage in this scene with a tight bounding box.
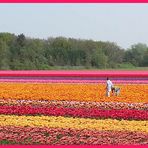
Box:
[118,63,135,69]
[124,43,148,67]
[0,39,10,69]
[0,140,11,145]
[143,50,148,66]
[0,32,147,70]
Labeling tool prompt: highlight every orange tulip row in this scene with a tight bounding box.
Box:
[0,83,147,103]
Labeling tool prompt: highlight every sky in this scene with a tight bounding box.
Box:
[0,3,148,49]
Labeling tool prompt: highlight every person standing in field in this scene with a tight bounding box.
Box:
[106,77,113,97]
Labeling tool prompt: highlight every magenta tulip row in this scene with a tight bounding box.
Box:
[0,126,148,145]
[0,70,148,77]
[0,105,148,120]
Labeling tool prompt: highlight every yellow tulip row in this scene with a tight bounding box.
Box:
[0,83,147,103]
[0,115,148,133]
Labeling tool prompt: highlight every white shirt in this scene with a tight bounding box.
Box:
[107,80,113,91]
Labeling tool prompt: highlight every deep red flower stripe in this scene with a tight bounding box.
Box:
[0,105,148,120]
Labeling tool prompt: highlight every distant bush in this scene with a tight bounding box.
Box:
[118,63,135,69]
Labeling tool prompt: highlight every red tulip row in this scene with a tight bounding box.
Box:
[0,105,148,120]
[0,99,147,110]
[0,126,148,145]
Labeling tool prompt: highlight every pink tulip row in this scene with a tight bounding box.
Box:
[1,99,148,110]
[0,79,148,84]
[0,126,147,145]
[0,105,148,120]
[0,70,148,77]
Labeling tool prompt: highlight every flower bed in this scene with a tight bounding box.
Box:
[0,70,148,77]
[0,99,148,110]
[0,115,148,133]
[0,126,148,145]
[0,79,148,84]
[0,105,148,120]
[0,83,147,103]
[0,70,147,145]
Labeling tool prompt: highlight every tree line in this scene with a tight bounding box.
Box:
[0,32,147,70]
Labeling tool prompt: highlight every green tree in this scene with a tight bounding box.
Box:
[91,49,107,68]
[97,41,124,68]
[142,50,148,66]
[124,43,148,67]
[0,40,10,69]
[17,33,26,47]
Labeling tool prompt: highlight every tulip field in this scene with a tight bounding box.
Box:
[0,70,148,145]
